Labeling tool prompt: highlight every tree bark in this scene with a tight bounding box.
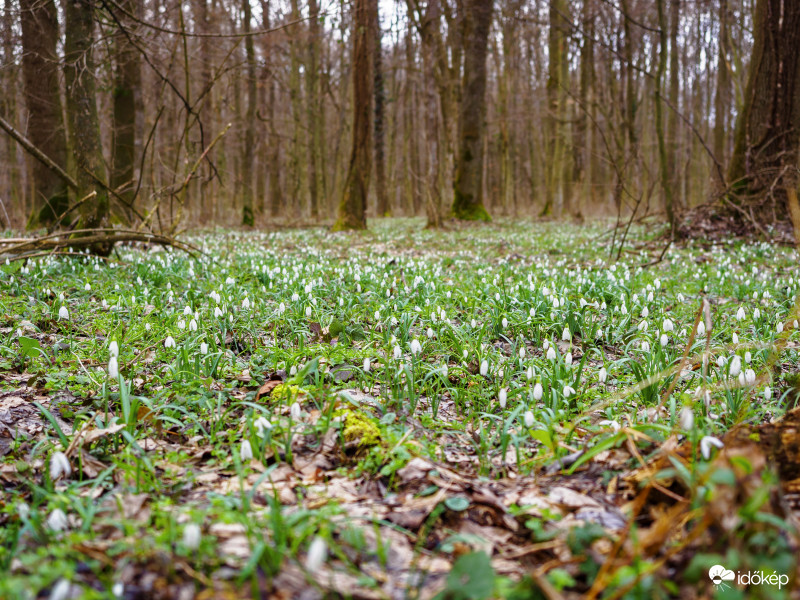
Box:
[452,0,493,221]
[306,0,324,219]
[64,0,109,232]
[727,0,800,231]
[241,0,256,225]
[20,0,69,228]
[373,0,389,217]
[333,0,374,230]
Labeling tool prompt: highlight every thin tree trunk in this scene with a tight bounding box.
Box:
[241,0,256,225]
[306,0,324,219]
[20,0,69,228]
[373,0,389,217]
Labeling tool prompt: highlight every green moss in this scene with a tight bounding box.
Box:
[337,409,381,447]
[451,198,492,222]
[271,383,302,402]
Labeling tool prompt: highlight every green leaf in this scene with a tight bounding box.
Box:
[442,551,494,600]
[444,495,470,512]
[19,336,46,360]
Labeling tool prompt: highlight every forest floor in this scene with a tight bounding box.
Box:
[1,218,800,599]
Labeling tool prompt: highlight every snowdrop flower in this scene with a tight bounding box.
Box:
[533,382,543,400]
[471,318,477,328]
[426,327,434,339]
[519,347,525,359]
[112,583,124,598]
[679,407,694,431]
[776,321,784,333]
[732,332,739,345]
[306,536,327,571]
[637,320,648,332]
[108,355,119,379]
[254,417,273,437]
[50,451,71,480]
[754,308,761,319]
[242,298,251,310]
[700,436,724,460]
[480,359,489,377]
[660,334,668,347]
[565,352,573,366]
[214,306,223,318]
[599,367,608,383]
[290,402,302,420]
[289,365,298,376]
[18,502,30,519]
[641,306,649,318]
[716,355,727,368]
[441,364,448,378]
[546,346,557,360]
[729,355,742,377]
[662,318,674,332]
[677,293,685,303]
[47,508,68,531]
[183,523,201,550]
[599,419,620,433]
[240,440,253,461]
[744,369,756,384]
[697,321,706,336]
[523,411,535,427]
[736,306,746,321]
[526,366,533,380]
[189,318,198,331]
[164,336,176,349]
[145,323,151,331]
[49,578,72,600]
[641,341,651,352]
[563,385,576,398]
[363,357,370,372]
[109,340,119,357]
[498,388,507,409]
[225,276,235,285]
[200,342,208,355]
[462,349,469,360]
[744,351,751,364]
[184,306,193,315]
[764,386,773,400]
[393,345,402,360]
[178,319,186,330]
[561,327,571,341]
[278,302,286,314]
[58,306,69,320]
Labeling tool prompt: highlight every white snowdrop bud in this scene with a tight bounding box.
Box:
[717,356,727,368]
[744,351,751,363]
[526,366,533,380]
[164,336,176,348]
[641,341,651,352]
[533,382,543,400]
[561,327,571,341]
[189,318,198,331]
[501,317,508,329]
[254,416,272,436]
[178,319,186,330]
[660,334,668,348]
[184,306,193,315]
[393,345,402,360]
[700,436,724,460]
[305,306,312,318]
[112,583,124,598]
[426,327,434,339]
[641,306,649,318]
[697,321,706,336]
[242,298,251,310]
[462,349,469,359]
[108,356,119,379]
[49,579,72,600]
[764,386,772,400]
[49,451,72,481]
[145,323,151,331]
[183,523,201,550]
[546,346,557,360]
[290,365,298,376]
[306,536,327,572]
[662,318,674,332]
[654,278,661,289]
[524,411,535,427]
[240,440,253,461]
[480,359,489,377]
[563,385,575,398]
[738,371,746,385]
[753,308,761,319]
[471,318,477,328]
[519,347,525,359]
[109,340,119,357]
[290,402,302,420]
[442,365,448,377]
[363,357,371,372]
[729,355,742,377]
[776,321,784,333]
[47,508,68,531]
[498,388,507,409]
[214,307,223,318]
[679,407,694,431]
[565,352,573,366]
[58,306,69,320]
[732,332,739,345]
[599,367,607,383]
[637,320,648,332]
[736,306,746,321]
[200,342,209,355]
[677,293,685,302]
[278,302,286,314]
[225,276,235,285]
[744,369,756,384]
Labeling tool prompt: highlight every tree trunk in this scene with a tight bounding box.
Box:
[713,0,730,179]
[333,0,374,230]
[373,0,389,217]
[306,0,324,220]
[241,0,256,225]
[452,0,493,221]
[20,0,69,228]
[727,0,800,232]
[111,0,142,225]
[655,0,676,234]
[64,0,109,233]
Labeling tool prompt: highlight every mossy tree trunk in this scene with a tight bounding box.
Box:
[333,0,374,231]
[372,0,390,217]
[727,0,800,234]
[20,0,69,228]
[452,0,493,222]
[65,0,109,232]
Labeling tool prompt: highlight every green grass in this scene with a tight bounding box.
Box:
[1,218,798,599]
